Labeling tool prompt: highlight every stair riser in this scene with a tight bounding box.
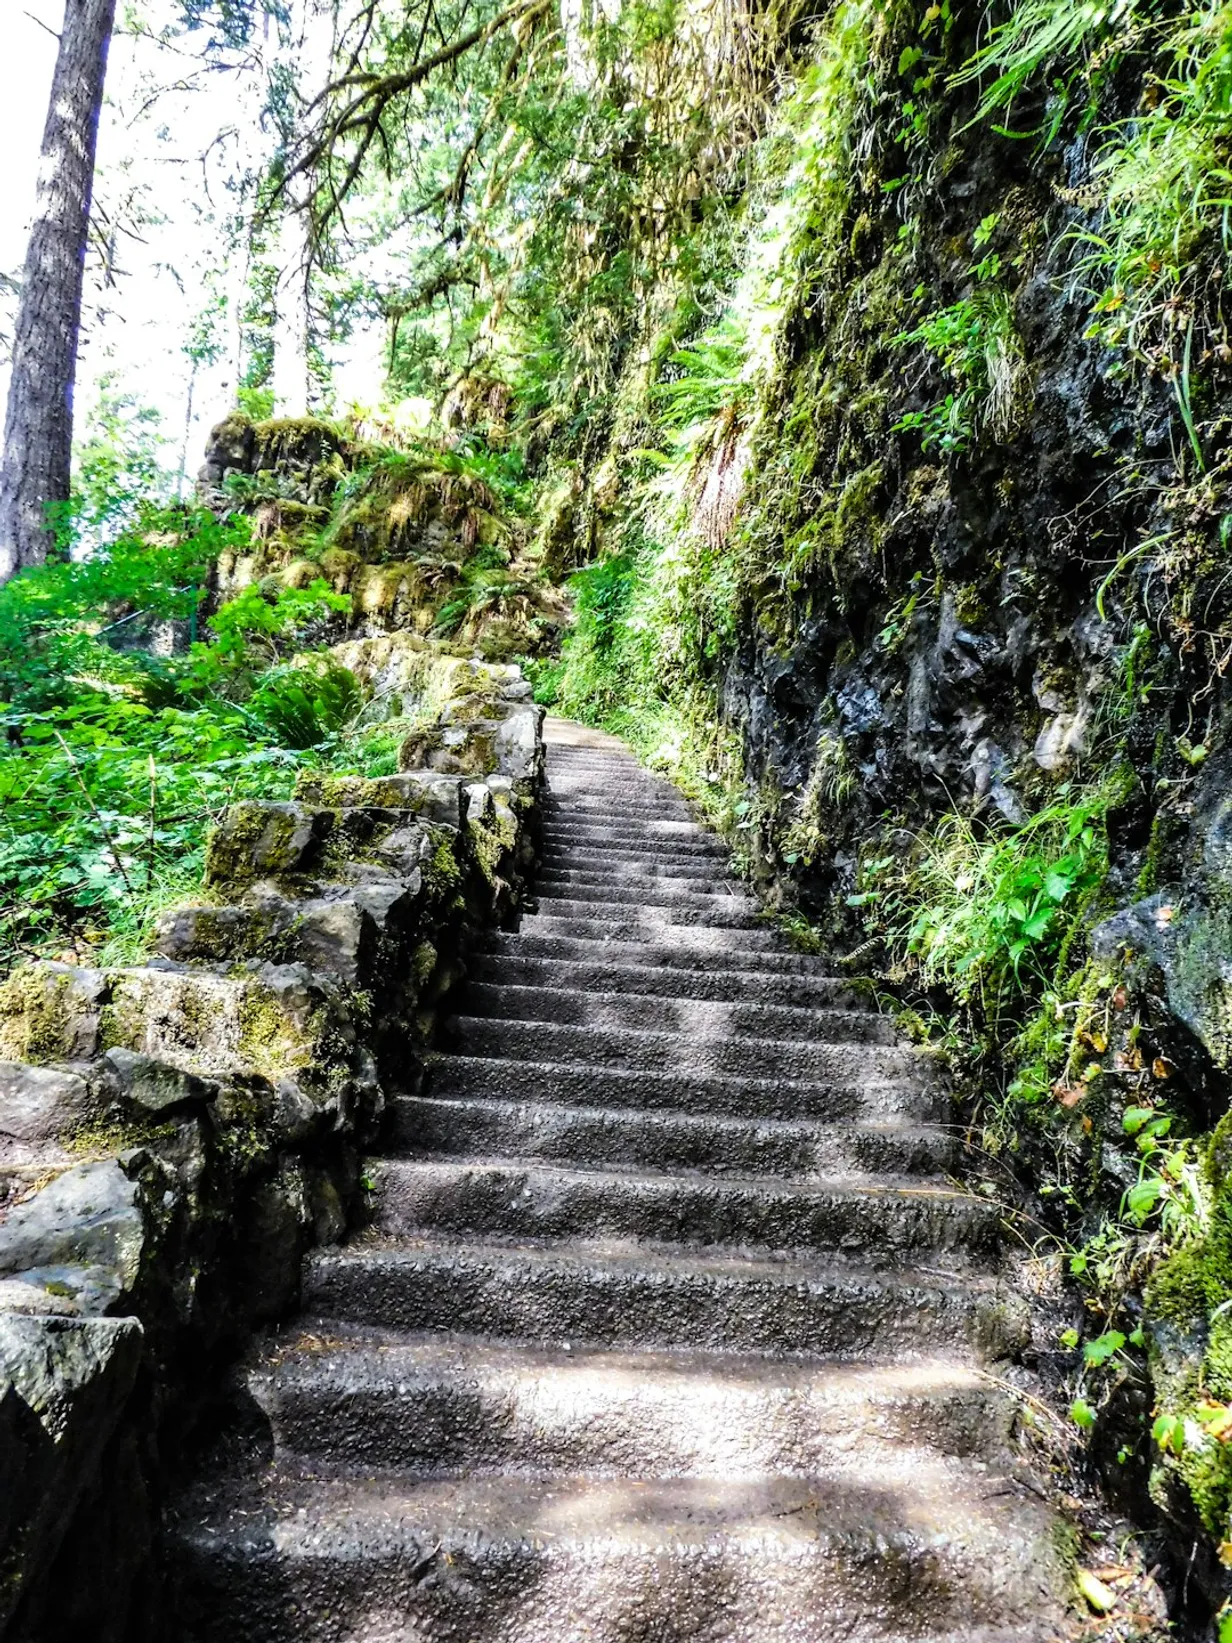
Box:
[169,1529,1055,1643]
[545,795,696,818]
[427,1056,942,1122]
[521,915,784,948]
[392,1095,956,1179]
[252,1364,1012,1476]
[482,931,833,976]
[532,880,752,909]
[371,1161,999,1263]
[540,851,733,876]
[463,984,894,1045]
[470,954,861,1006]
[543,821,717,845]
[542,835,728,860]
[304,1248,998,1357]
[538,867,736,891]
[451,1018,926,1084]
[531,898,764,929]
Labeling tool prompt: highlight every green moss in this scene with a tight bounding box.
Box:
[204,802,318,887]
[423,834,463,898]
[469,817,506,887]
[237,988,318,1078]
[411,942,438,988]
[0,969,70,1063]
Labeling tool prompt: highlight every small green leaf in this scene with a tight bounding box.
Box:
[1070,1398,1097,1429]
[1084,1330,1126,1367]
[1122,1106,1155,1135]
[1059,1328,1079,1350]
[1125,1177,1164,1223]
[1043,869,1073,902]
[1152,1413,1185,1455]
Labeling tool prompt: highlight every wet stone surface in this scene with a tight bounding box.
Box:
[161,720,1077,1642]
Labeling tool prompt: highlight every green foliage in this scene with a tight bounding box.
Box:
[651,319,751,431]
[195,578,352,680]
[952,0,1142,135]
[892,785,1113,1017]
[555,553,639,719]
[893,262,1021,454]
[0,506,242,710]
[246,660,367,749]
[0,696,300,965]
[1075,2,1232,385]
[0,527,371,963]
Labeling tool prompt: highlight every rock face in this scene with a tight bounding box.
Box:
[0,1314,143,1633]
[198,417,566,657]
[162,722,1074,1643]
[0,647,545,1641]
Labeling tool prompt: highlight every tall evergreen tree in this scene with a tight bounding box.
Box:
[0,0,118,583]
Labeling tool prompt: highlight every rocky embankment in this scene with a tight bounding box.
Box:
[0,633,544,1642]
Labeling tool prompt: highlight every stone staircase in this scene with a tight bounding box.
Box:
[166,719,1071,1642]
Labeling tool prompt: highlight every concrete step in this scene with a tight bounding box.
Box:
[544,793,695,818]
[530,895,765,929]
[480,929,835,975]
[448,1016,926,1084]
[462,982,895,1044]
[302,1235,1020,1357]
[368,1157,999,1263]
[469,952,862,1005]
[538,859,736,885]
[167,1465,1065,1643]
[521,913,786,947]
[532,878,751,910]
[545,811,710,834]
[245,1331,1015,1475]
[426,1053,941,1122]
[542,832,729,860]
[544,819,721,847]
[392,1093,956,1179]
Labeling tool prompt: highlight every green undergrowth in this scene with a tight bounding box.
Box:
[0,505,412,966]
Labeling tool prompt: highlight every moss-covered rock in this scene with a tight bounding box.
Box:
[293,771,466,828]
[0,967,107,1066]
[204,802,335,887]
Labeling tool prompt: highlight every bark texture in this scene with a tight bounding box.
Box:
[0,0,118,583]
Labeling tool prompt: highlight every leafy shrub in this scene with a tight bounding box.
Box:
[892,247,1022,454]
[0,697,300,964]
[889,785,1113,1018]
[0,520,366,962]
[247,660,367,749]
[0,505,243,710]
[951,0,1142,136]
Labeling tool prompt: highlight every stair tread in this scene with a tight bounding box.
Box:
[170,1463,1060,1604]
[466,980,876,1018]
[375,1153,978,1204]
[398,1089,948,1141]
[428,1051,929,1099]
[254,1325,990,1393]
[449,1018,925,1085]
[314,1230,1002,1293]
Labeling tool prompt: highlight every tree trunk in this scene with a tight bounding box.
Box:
[0,0,118,583]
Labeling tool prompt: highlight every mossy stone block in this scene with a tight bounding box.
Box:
[204,802,334,887]
[0,966,107,1067]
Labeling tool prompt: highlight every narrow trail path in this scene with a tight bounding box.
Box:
[170,717,1071,1642]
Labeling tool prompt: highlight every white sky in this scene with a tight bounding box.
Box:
[0,1,387,492]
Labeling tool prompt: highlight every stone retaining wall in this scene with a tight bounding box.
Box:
[0,639,544,1641]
